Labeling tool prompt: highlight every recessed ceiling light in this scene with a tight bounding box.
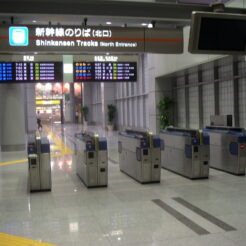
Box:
[106,22,112,25]
[32,20,37,23]
[147,23,153,28]
[106,52,109,55]
[34,52,38,55]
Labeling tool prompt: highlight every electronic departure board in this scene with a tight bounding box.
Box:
[0,62,63,83]
[74,62,137,82]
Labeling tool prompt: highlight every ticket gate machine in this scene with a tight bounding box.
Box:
[160,127,210,179]
[75,132,108,188]
[27,133,51,192]
[118,129,161,184]
[203,126,246,175]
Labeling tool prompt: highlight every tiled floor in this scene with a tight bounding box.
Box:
[0,124,246,246]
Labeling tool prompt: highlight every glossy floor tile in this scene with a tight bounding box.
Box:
[0,124,246,246]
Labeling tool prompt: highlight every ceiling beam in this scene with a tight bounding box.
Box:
[0,1,246,22]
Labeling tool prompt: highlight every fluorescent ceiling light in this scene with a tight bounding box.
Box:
[106,22,112,25]
[141,23,147,26]
[32,20,37,23]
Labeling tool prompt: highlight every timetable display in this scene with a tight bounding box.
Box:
[74,62,137,82]
[0,62,63,83]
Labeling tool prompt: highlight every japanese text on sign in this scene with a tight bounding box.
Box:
[35,27,112,38]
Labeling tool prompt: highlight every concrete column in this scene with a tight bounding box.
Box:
[185,74,190,128]
[198,70,203,128]
[69,83,75,123]
[233,62,239,127]
[0,84,26,151]
[214,66,219,115]
[82,83,92,123]
[63,55,74,123]
[145,54,158,133]
[24,84,36,133]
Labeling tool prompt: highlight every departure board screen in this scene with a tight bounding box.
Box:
[0,62,63,83]
[74,62,137,82]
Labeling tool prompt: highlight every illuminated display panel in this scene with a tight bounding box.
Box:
[0,62,63,83]
[74,62,137,82]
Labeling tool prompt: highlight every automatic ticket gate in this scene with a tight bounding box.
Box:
[160,127,210,179]
[203,126,246,175]
[118,129,161,184]
[27,132,52,192]
[75,132,108,188]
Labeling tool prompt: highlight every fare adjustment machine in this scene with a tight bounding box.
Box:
[27,132,52,192]
[118,129,161,184]
[75,132,108,188]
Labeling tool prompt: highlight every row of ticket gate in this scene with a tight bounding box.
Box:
[117,126,246,181]
[160,126,246,178]
[27,123,246,191]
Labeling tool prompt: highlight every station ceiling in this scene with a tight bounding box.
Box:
[0,0,242,28]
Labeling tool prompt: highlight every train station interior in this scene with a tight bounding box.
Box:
[1,0,246,245]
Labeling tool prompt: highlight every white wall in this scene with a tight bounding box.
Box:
[0,84,26,151]
[170,57,246,129]
[143,26,223,132]
[153,27,222,78]
[115,54,149,130]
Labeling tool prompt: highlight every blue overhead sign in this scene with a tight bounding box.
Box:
[9,27,29,46]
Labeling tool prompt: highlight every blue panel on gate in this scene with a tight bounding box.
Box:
[99,138,107,150]
[238,136,246,143]
[229,142,238,155]
[41,137,50,153]
[153,136,161,148]
[203,134,210,145]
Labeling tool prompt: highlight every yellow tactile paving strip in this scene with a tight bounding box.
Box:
[0,126,74,167]
[44,126,74,158]
[0,233,57,246]
[0,159,27,167]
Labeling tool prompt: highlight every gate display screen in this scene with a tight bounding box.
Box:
[0,62,63,83]
[74,62,137,82]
